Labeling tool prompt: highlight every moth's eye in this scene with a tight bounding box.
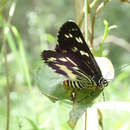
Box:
[99,78,108,87]
[103,79,108,87]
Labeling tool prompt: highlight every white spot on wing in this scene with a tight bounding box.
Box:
[55,64,76,80]
[62,50,67,53]
[80,51,89,57]
[69,33,73,38]
[66,57,77,66]
[72,66,78,70]
[75,37,83,44]
[78,37,83,43]
[47,57,56,62]
[72,47,78,52]
[75,37,80,43]
[59,58,67,62]
[64,34,69,38]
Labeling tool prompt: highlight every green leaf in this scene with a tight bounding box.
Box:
[36,63,70,101]
[98,20,117,57]
[67,88,102,129]
[25,117,40,130]
[36,56,114,128]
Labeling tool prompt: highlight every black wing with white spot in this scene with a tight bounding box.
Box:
[41,21,103,88]
[56,21,102,82]
[42,50,79,80]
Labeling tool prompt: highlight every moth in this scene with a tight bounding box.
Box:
[41,21,108,91]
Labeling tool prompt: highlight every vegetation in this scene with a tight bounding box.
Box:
[0,0,130,129]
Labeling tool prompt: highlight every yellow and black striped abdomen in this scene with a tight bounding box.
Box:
[63,78,97,89]
[63,80,85,89]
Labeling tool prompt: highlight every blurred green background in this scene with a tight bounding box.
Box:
[0,0,130,130]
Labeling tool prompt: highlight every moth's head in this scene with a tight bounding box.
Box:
[99,78,108,87]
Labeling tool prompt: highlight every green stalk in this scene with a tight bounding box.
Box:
[84,0,88,42]
[84,0,88,129]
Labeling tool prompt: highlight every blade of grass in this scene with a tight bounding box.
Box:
[99,20,117,56]
[11,26,32,90]
[4,24,32,92]
[2,1,17,129]
[4,25,23,73]
[25,117,40,130]
[3,24,10,130]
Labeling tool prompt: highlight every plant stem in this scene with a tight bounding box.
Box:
[90,0,99,9]
[3,30,10,130]
[3,1,17,130]
[84,111,87,130]
[84,0,88,41]
[84,0,89,130]
[90,0,110,47]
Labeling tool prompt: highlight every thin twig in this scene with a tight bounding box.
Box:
[3,34,10,130]
[90,0,110,48]
[84,111,87,130]
[90,0,99,9]
[78,13,84,28]
[84,0,88,41]
[97,109,104,130]
[94,35,130,53]
[120,0,130,3]
[74,0,84,23]
[84,0,89,130]
[3,1,16,130]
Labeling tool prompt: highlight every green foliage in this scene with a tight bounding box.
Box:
[99,20,117,56]
[36,62,104,128]
[93,20,117,57]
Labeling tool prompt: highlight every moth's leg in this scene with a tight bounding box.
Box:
[102,91,105,101]
[71,91,76,102]
[63,80,77,102]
